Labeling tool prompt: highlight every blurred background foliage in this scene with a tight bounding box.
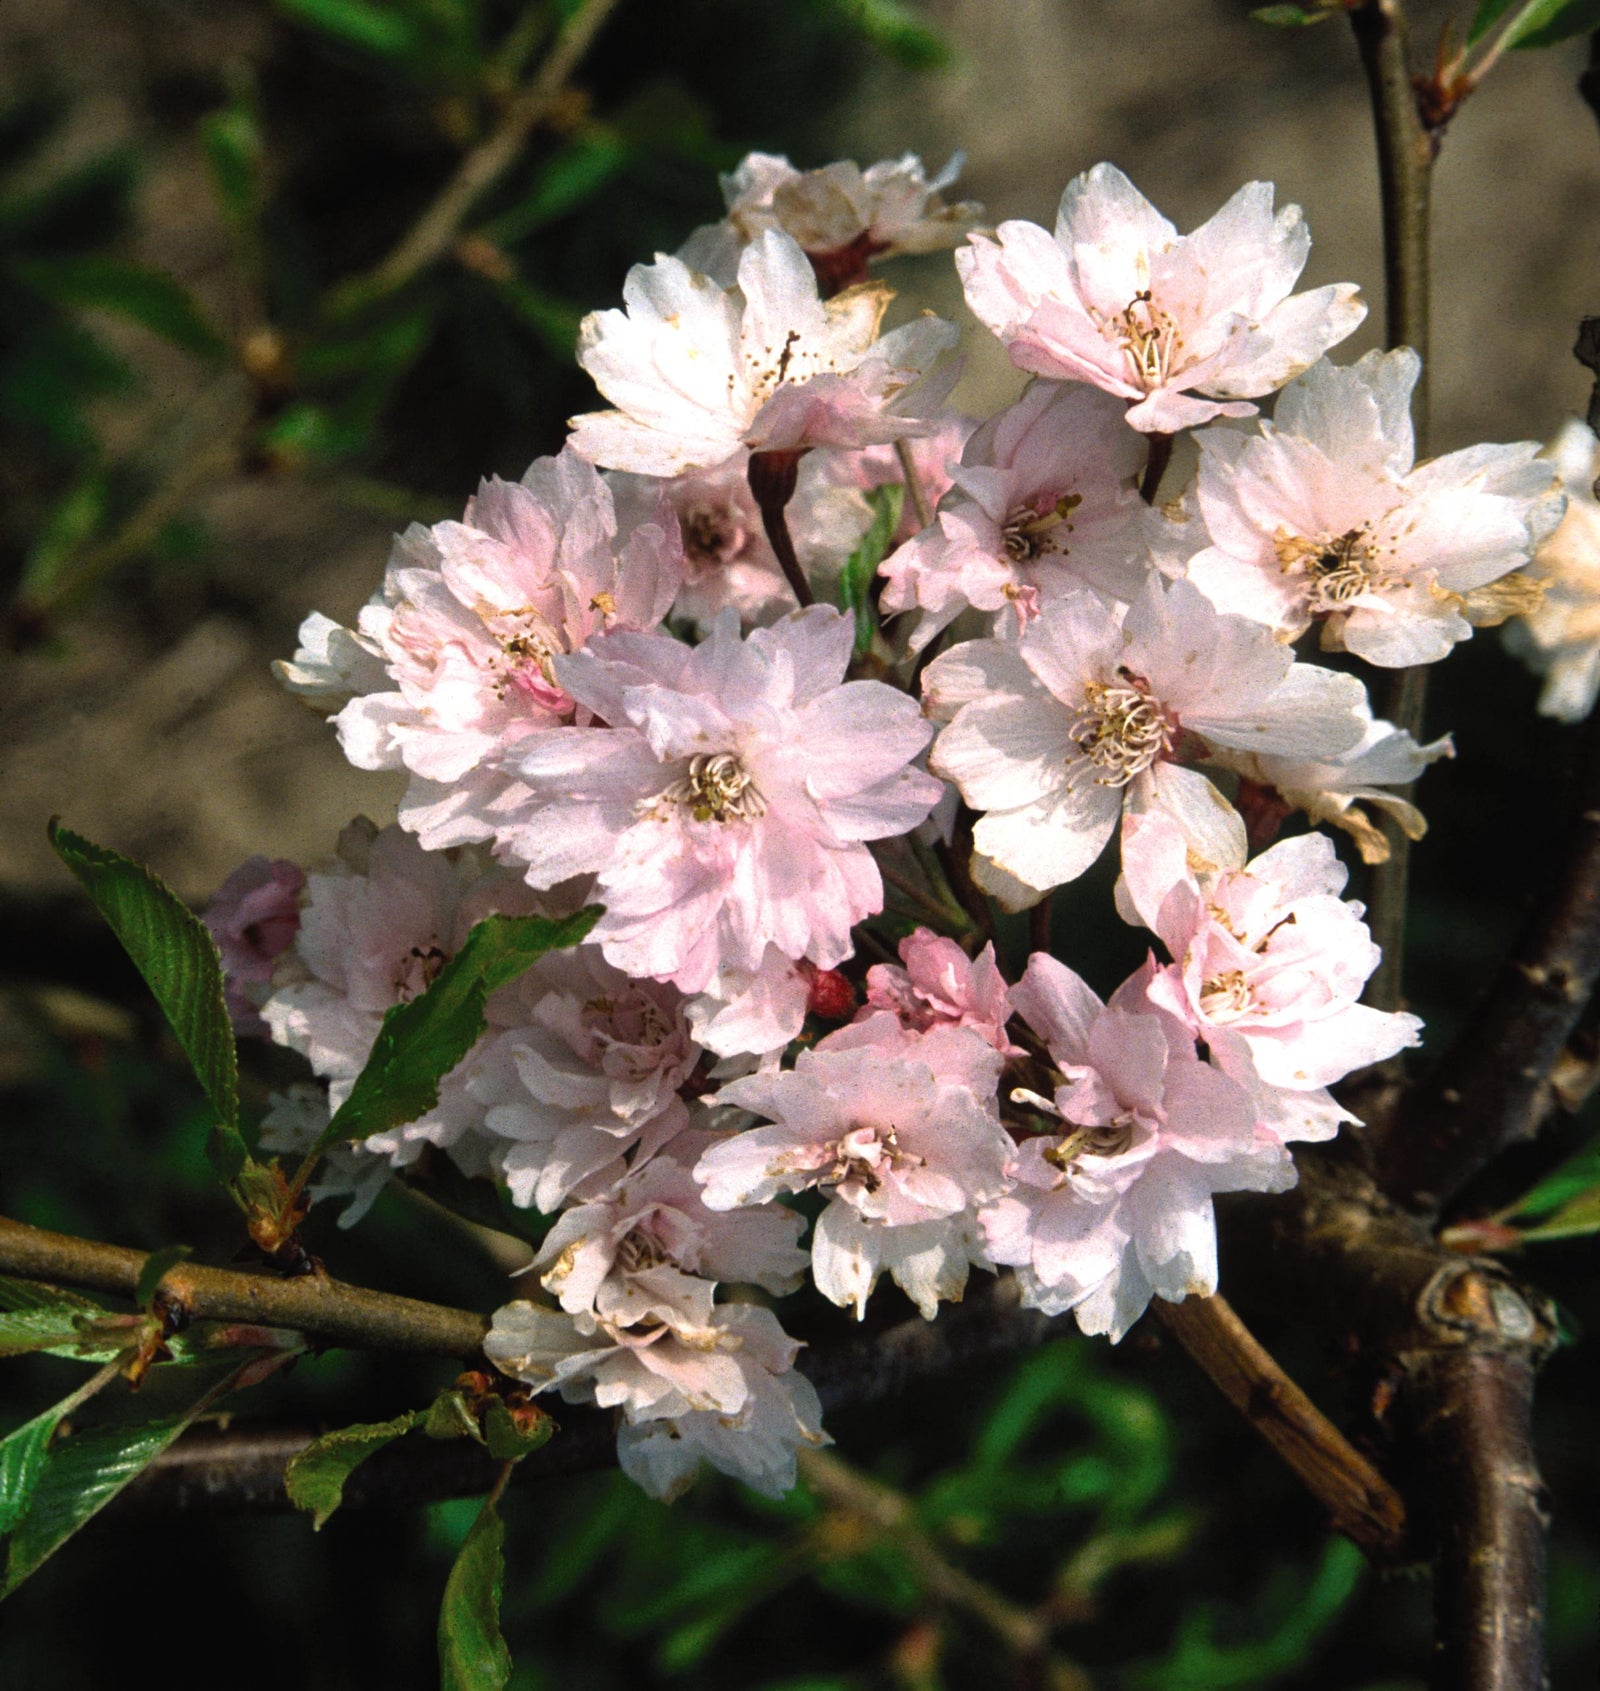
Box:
[2,0,1600,1686]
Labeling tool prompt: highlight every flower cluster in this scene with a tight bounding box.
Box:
[237,152,1563,1500]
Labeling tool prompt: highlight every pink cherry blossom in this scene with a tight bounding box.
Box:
[493,607,944,1011]
[1186,349,1564,666]
[1508,419,1600,720]
[568,230,957,477]
[924,577,1368,902]
[879,381,1153,651]
[957,163,1365,433]
[289,447,681,851]
[486,1298,824,1499]
[862,927,1020,1056]
[1118,810,1422,1143]
[980,955,1290,1340]
[679,151,981,293]
[203,856,305,1035]
[699,1014,1009,1319]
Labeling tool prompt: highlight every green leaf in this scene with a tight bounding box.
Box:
[0,1301,99,1361]
[424,1386,483,1443]
[1518,1189,1600,1243]
[485,132,631,247]
[816,0,952,67]
[0,1412,62,1535]
[1504,1136,1600,1226]
[306,908,600,1163]
[47,822,239,1133]
[439,1497,513,1691]
[284,1411,423,1530]
[274,0,419,56]
[481,1396,553,1462]
[3,1414,192,1593]
[200,95,264,236]
[133,1244,193,1308]
[1250,3,1334,23]
[18,473,111,602]
[1468,0,1600,46]
[835,483,903,655]
[16,256,226,359]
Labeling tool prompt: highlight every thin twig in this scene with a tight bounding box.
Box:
[1371,701,1600,1212]
[0,1215,489,1359]
[1152,1293,1407,1559]
[346,0,623,305]
[1137,433,1171,504]
[1349,0,1434,1016]
[895,438,933,531]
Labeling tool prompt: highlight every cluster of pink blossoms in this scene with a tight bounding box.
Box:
[222,151,1571,1500]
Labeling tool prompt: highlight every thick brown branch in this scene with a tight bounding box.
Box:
[0,1215,489,1359]
[1153,1293,1406,1559]
[1411,1352,1548,1691]
[1370,703,1600,1211]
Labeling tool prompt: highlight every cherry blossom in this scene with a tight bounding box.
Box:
[698,1015,1010,1318]
[924,576,1369,902]
[286,448,681,851]
[1186,349,1563,665]
[879,381,1153,651]
[494,607,943,1012]
[980,956,1291,1340]
[957,163,1365,432]
[203,856,305,1035]
[1508,419,1600,721]
[679,150,981,293]
[568,230,957,477]
[1118,810,1422,1143]
[1210,716,1453,865]
[461,946,701,1212]
[486,1298,824,1499]
[862,927,1020,1056]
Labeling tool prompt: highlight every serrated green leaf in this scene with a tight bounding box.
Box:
[0,1278,108,1358]
[0,1414,60,1536]
[17,256,226,359]
[306,908,600,1163]
[133,1244,193,1309]
[48,822,239,1132]
[3,1415,190,1593]
[439,1497,513,1691]
[835,482,903,655]
[200,96,264,236]
[481,1396,553,1461]
[424,1387,483,1444]
[285,1410,423,1530]
[275,0,419,55]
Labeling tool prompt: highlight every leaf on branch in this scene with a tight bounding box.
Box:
[48,821,239,1130]
[1468,0,1600,47]
[835,483,903,656]
[284,1410,424,1530]
[304,907,600,1164]
[481,1396,554,1462]
[274,0,419,56]
[816,0,953,68]
[200,94,264,237]
[16,256,227,359]
[439,1496,513,1691]
[1486,1136,1600,1242]
[0,1280,107,1360]
[0,1412,62,1536]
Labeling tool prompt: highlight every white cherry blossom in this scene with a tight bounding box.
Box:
[924,577,1369,902]
[1187,349,1564,666]
[957,163,1364,432]
[569,230,957,477]
[1508,419,1600,720]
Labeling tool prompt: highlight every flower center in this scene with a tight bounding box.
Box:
[1043,1116,1135,1172]
[658,752,767,824]
[484,605,566,700]
[395,942,448,1001]
[1115,290,1181,390]
[681,500,747,572]
[1002,492,1083,562]
[827,1122,921,1195]
[615,1227,673,1275]
[1068,670,1173,787]
[1199,968,1257,1022]
[1275,527,1381,611]
[742,328,842,405]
